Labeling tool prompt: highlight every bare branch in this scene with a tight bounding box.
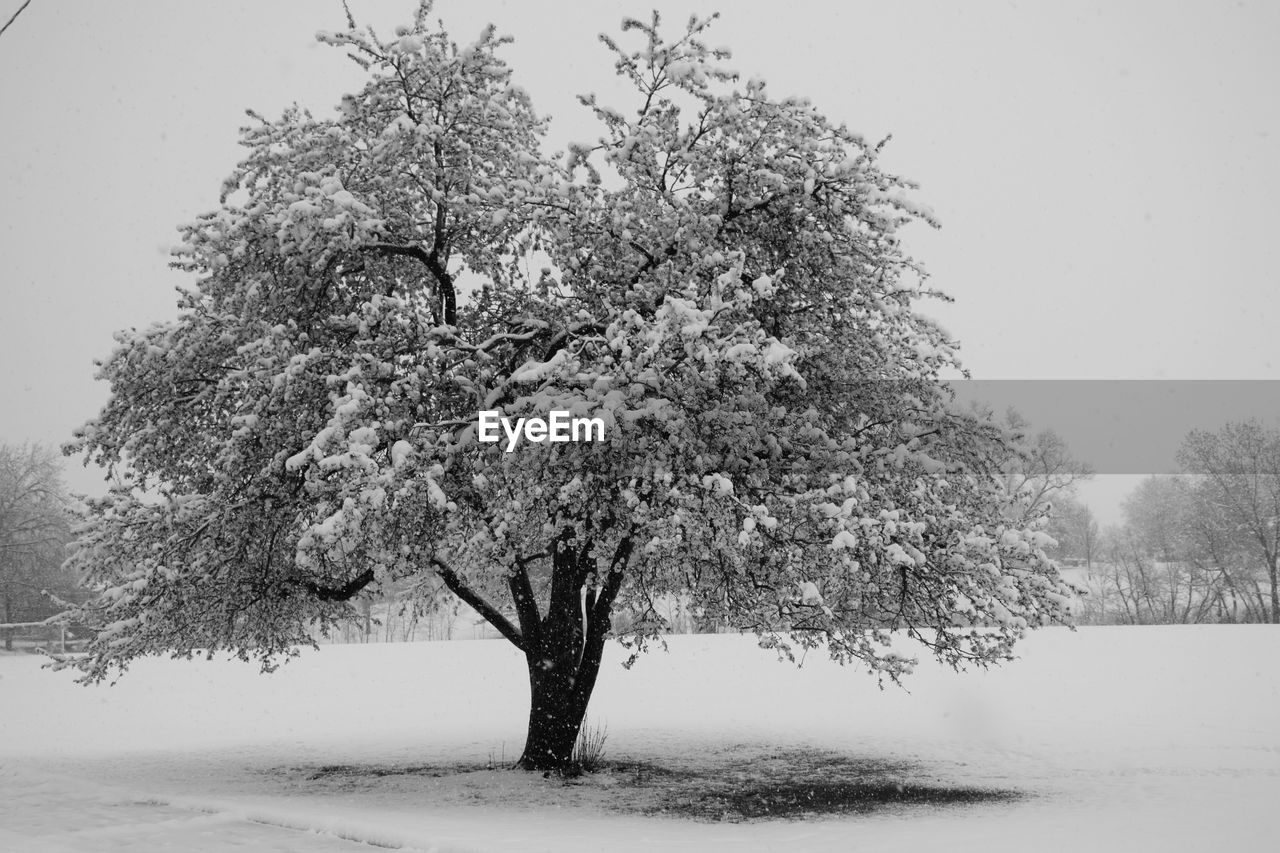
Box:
[433,557,525,652]
[0,0,32,40]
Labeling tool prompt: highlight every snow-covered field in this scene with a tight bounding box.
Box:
[2,627,1277,851]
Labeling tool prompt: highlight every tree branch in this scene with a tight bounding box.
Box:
[433,557,525,652]
[0,0,32,40]
[591,535,632,629]
[508,557,543,652]
[301,568,375,602]
[569,535,633,715]
[362,239,456,326]
[364,242,431,266]
[429,139,457,326]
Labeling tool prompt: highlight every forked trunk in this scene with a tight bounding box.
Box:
[510,535,628,772]
[435,532,630,773]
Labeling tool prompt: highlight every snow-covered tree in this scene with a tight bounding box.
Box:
[975,408,1094,526]
[63,5,1074,771]
[1103,479,1218,624]
[1,444,74,650]
[1044,495,1098,568]
[1178,421,1280,623]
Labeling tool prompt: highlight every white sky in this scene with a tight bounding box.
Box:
[2,0,1277,525]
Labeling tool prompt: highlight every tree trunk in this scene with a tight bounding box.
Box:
[516,646,601,771]
[3,590,12,652]
[433,530,631,774]
[510,534,628,773]
[1270,555,1279,624]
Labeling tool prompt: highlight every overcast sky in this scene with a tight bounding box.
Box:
[2,0,1277,524]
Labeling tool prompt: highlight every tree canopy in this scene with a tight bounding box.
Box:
[63,4,1074,770]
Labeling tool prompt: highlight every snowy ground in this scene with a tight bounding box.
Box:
[2,626,1278,851]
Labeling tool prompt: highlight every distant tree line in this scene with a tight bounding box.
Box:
[1049,421,1280,625]
[0,443,81,650]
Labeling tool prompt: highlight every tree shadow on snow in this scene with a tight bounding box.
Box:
[613,747,1024,822]
[279,746,1022,823]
